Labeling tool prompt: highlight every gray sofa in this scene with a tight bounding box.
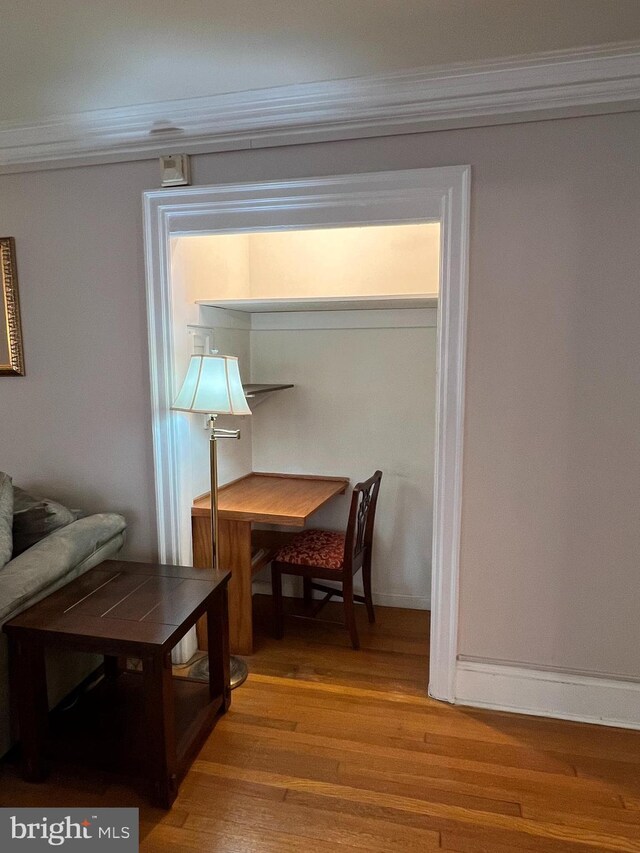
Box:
[0,511,126,757]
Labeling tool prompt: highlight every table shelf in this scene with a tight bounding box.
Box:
[48,670,224,780]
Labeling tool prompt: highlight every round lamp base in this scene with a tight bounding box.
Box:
[230,655,249,689]
[189,653,248,689]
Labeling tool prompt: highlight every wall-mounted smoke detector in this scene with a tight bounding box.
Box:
[160,154,191,187]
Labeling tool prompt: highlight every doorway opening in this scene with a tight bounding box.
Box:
[172,222,437,692]
[143,167,469,703]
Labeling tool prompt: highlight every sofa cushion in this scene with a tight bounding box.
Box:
[0,512,126,624]
[0,473,12,570]
[12,486,80,557]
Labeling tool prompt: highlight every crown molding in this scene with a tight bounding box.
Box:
[2,41,640,173]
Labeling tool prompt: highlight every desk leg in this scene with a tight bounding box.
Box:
[192,514,253,655]
[219,518,253,656]
[8,634,49,782]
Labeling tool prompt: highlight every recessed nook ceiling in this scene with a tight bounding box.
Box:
[171,223,440,309]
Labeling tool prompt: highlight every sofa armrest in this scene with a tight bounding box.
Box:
[0,513,126,623]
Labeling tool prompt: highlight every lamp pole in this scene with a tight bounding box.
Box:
[171,353,252,690]
[207,416,249,689]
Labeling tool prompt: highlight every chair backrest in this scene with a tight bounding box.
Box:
[344,470,382,571]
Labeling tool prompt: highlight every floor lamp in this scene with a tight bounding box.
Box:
[172,352,252,688]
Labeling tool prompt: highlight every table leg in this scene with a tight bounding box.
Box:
[143,651,178,809]
[219,518,253,656]
[8,633,49,782]
[207,586,231,711]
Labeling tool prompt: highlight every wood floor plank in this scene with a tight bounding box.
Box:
[287,790,598,853]
[249,599,429,694]
[456,708,640,764]
[574,757,640,792]
[179,793,441,852]
[179,768,288,803]
[192,759,640,852]
[235,697,430,742]
[520,804,640,839]
[197,738,341,783]
[236,682,575,748]
[246,672,432,704]
[337,763,521,816]
[225,710,297,731]
[230,685,601,777]
[336,759,622,815]
[215,717,629,801]
[142,821,367,853]
[293,719,576,774]
[440,828,594,853]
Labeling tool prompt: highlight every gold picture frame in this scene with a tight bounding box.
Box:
[0,237,25,376]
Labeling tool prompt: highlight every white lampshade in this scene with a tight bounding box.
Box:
[171,354,252,416]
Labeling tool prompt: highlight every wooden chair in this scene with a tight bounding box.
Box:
[270,470,382,650]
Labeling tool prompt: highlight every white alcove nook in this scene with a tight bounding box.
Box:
[143,167,469,701]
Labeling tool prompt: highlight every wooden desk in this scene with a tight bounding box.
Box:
[192,472,349,655]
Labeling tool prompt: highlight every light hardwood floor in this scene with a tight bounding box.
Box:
[3,597,640,852]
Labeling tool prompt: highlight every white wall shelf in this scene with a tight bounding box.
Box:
[196,295,438,313]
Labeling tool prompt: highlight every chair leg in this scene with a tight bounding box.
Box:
[271,565,284,640]
[303,577,313,612]
[343,584,360,650]
[362,561,375,624]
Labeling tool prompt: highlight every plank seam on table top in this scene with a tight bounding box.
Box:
[62,571,122,613]
[137,583,186,623]
[99,575,159,618]
[6,579,222,638]
[11,564,229,618]
[49,578,217,618]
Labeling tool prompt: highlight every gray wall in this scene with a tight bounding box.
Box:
[1,111,639,678]
[0,160,158,558]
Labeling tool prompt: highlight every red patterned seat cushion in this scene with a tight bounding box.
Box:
[274,528,345,570]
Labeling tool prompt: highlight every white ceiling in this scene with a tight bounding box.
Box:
[1,0,639,124]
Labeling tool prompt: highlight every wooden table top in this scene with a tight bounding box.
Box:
[192,472,349,526]
[3,560,230,651]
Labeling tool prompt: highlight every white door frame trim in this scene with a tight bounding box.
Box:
[142,166,470,701]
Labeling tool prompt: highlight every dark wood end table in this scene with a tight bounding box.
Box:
[4,559,231,808]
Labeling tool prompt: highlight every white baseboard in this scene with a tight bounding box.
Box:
[370,592,430,610]
[252,579,429,610]
[456,661,640,730]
